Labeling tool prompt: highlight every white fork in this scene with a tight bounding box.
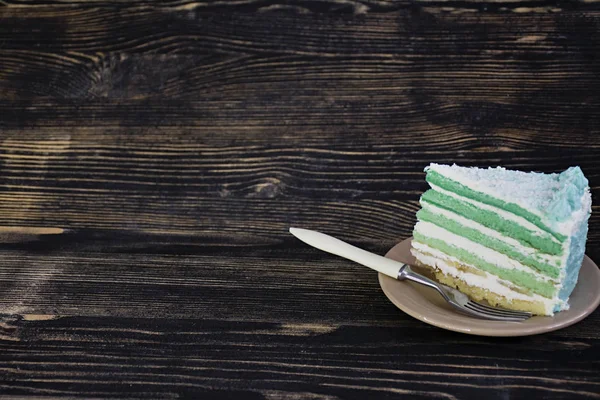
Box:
[289,227,531,322]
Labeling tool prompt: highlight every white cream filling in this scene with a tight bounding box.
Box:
[414,221,558,283]
[410,246,560,315]
[429,183,562,243]
[420,201,566,268]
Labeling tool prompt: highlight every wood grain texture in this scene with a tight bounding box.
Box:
[1,0,600,398]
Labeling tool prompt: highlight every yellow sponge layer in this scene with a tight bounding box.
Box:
[414,257,549,316]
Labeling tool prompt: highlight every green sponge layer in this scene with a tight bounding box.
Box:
[417,206,561,278]
[421,189,563,256]
[426,170,567,242]
[412,232,556,298]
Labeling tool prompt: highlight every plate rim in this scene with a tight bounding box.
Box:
[380,237,600,337]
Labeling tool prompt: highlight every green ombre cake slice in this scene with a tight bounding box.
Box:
[410,163,592,316]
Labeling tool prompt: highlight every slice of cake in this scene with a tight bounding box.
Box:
[410,163,592,316]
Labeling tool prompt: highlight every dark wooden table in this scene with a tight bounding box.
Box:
[1,0,600,398]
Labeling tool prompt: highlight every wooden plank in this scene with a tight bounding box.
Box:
[2,98,600,149]
[2,51,600,101]
[2,6,600,107]
[1,6,599,55]
[0,130,597,244]
[0,128,597,252]
[0,315,599,398]
[0,243,399,321]
[2,0,596,7]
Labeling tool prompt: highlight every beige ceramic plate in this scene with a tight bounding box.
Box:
[380,237,600,337]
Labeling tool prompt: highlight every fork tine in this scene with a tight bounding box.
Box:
[460,304,528,321]
[466,303,531,319]
[465,303,530,320]
[467,301,532,317]
[463,303,529,321]
[467,300,530,314]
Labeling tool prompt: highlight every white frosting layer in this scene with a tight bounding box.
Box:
[420,201,566,268]
[411,246,559,315]
[556,188,592,234]
[413,221,558,283]
[430,183,561,244]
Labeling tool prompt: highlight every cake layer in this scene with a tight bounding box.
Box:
[422,188,564,255]
[429,184,563,243]
[426,164,591,236]
[426,168,566,241]
[419,201,562,265]
[411,247,560,315]
[427,164,590,230]
[417,203,562,278]
[412,223,557,298]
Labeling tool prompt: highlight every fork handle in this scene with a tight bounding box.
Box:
[289,227,406,279]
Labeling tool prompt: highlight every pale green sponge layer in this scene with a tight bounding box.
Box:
[417,206,561,278]
[412,232,556,298]
[421,189,563,256]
